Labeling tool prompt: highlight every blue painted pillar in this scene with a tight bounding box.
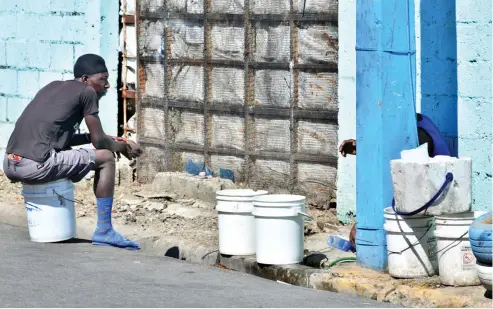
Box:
[355,0,419,270]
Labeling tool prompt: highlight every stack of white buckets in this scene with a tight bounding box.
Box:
[387,145,484,286]
[216,189,312,265]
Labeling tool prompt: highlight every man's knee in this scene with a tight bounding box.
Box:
[95,149,115,167]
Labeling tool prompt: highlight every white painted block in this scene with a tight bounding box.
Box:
[391,156,472,215]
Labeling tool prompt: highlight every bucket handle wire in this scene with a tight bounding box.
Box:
[387,224,433,255]
[24,189,83,210]
[299,211,314,221]
[391,172,454,216]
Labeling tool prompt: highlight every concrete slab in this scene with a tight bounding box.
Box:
[151,172,236,206]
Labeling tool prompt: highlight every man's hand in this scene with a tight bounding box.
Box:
[349,223,356,245]
[121,140,143,160]
[339,139,356,157]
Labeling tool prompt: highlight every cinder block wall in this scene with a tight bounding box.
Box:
[456,0,492,211]
[0,0,119,162]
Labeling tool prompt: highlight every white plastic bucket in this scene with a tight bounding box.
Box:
[252,194,311,265]
[216,189,268,255]
[384,207,437,278]
[435,212,482,286]
[384,207,434,231]
[22,179,76,242]
[476,261,492,292]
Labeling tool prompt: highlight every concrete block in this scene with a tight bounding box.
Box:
[16,0,52,13]
[36,15,64,41]
[457,23,492,62]
[16,13,39,40]
[458,97,492,139]
[0,69,18,95]
[0,123,15,146]
[391,155,472,215]
[62,73,74,80]
[50,0,76,12]
[456,0,492,24]
[0,1,19,11]
[74,0,88,13]
[6,97,30,122]
[74,44,85,59]
[39,72,64,88]
[0,14,16,39]
[26,42,52,69]
[457,61,492,99]
[61,16,85,42]
[49,44,74,71]
[0,42,6,66]
[458,137,492,211]
[0,97,7,122]
[5,42,27,67]
[17,71,40,98]
[151,172,236,206]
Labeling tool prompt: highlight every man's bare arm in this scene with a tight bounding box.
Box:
[69,134,91,147]
[84,114,127,153]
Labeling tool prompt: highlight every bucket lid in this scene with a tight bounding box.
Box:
[216,189,268,197]
[253,194,306,207]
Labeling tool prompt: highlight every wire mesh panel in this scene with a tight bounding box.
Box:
[137,0,339,204]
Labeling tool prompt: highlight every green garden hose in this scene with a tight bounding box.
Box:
[325,257,357,269]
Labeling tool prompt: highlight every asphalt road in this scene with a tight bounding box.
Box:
[0,223,396,308]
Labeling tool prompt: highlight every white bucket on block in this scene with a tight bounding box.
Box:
[216,189,268,256]
[22,179,76,242]
[253,194,311,265]
[384,207,437,278]
[390,149,472,215]
[435,212,482,286]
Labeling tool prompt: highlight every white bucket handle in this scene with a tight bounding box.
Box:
[298,211,313,221]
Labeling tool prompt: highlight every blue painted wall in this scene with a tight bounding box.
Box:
[0,0,120,161]
[418,0,458,156]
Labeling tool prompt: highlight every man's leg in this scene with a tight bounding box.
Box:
[91,149,139,250]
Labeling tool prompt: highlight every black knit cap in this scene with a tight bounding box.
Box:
[74,54,108,78]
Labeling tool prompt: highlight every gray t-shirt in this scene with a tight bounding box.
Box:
[6,80,99,162]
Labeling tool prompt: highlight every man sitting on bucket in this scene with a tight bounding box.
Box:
[339,113,451,246]
[3,54,142,250]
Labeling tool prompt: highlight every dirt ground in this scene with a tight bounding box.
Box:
[0,167,348,250]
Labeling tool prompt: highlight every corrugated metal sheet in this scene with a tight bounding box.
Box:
[136,0,339,204]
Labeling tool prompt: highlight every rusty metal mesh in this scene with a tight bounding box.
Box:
[136,0,339,204]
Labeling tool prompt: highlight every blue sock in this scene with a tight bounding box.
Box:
[92,197,140,250]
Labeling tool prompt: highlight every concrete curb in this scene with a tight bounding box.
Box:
[1,203,490,308]
[218,255,491,308]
